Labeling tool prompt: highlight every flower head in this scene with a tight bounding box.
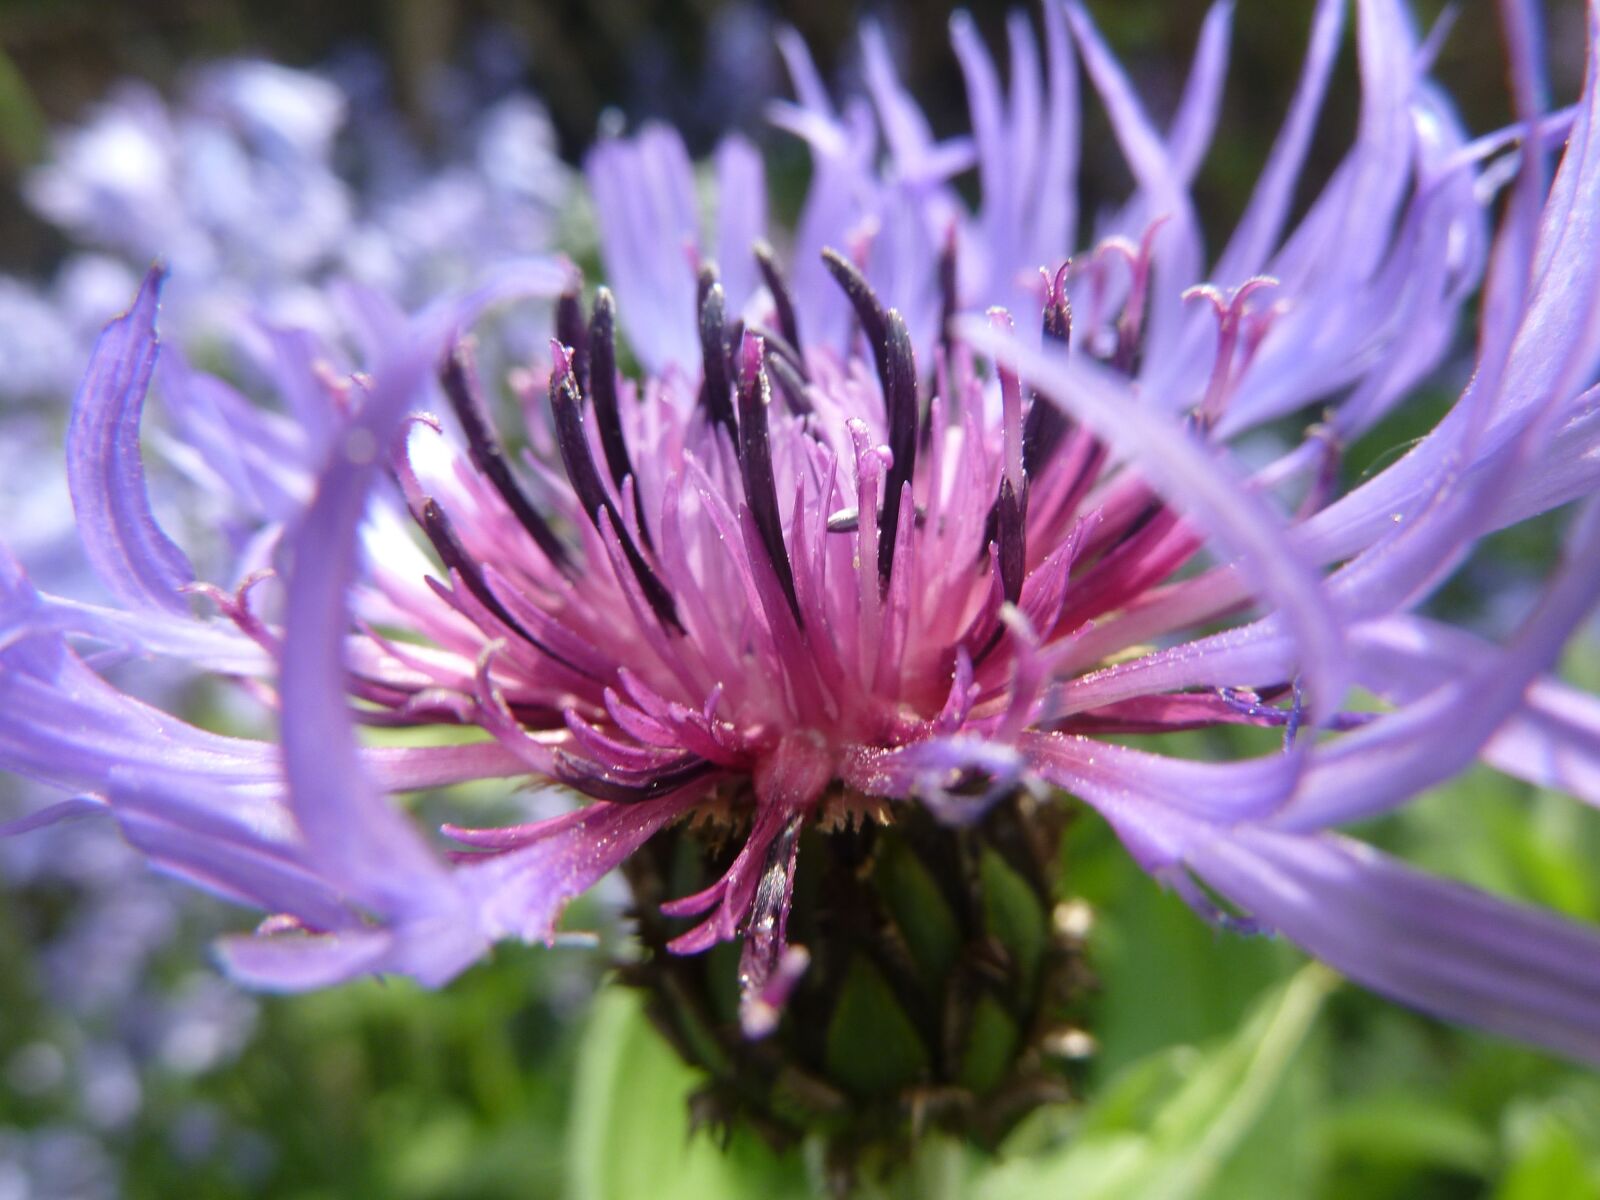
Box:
[7,0,1600,1134]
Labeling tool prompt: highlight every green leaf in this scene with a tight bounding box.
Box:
[1319,1092,1495,1174]
[1494,1112,1600,1200]
[568,985,808,1200]
[978,964,1336,1200]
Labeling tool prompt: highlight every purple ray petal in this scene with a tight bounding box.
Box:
[585,125,701,373]
[108,766,356,932]
[1354,615,1600,806]
[1064,0,1203,362]
[1188,827,1600,1065]
[1280,494,1600,829]
[0,796,104,837]
[1164,1,1233,185]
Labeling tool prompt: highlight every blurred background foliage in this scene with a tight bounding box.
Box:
[1,0,1598,1197]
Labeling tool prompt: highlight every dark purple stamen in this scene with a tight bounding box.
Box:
[1023,272,1073,477]
[1021,399,1071,480]
[752,323,812,417]
[549,343,683,632]
[937,222,958,372]
[1105,497,1163,555]
[750,323,806,380]
[554,750,712,803]
[821,248,918,587]
[821,248,890,383]
[587,288,651,550]
[736,333,803,626]
[418,497,523,634]
[978,503,999,559]
[878,310,919,588]
[417,496,590,678]
[995,476,1025,605]
[1042,263,1072,345]
[698,265,737,435]
[440,345,573,575]
[765,344,813,417]
[755,239,803,360]
[973,472,1028,657]
[556,279,589,394]
[1034,265,1106,522]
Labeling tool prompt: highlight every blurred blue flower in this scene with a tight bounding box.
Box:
[34,63,342,258]
[5,0,1600,1082]
[2,54,570,400]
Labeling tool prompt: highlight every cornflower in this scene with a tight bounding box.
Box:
[6,0,1600,1153]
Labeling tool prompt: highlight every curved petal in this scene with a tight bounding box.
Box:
[1280,495,1600,829]
[66,266,195,613]
[276,273,566,939]
[714,133,768,313]
[585,125,701,373]
[959,321,1348,723]
[1213,0,1344,282]
[1354,615,1600,806]
[1189,827,1600,1065]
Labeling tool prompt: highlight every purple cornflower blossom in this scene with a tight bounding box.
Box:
[6,0,1600,1082]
